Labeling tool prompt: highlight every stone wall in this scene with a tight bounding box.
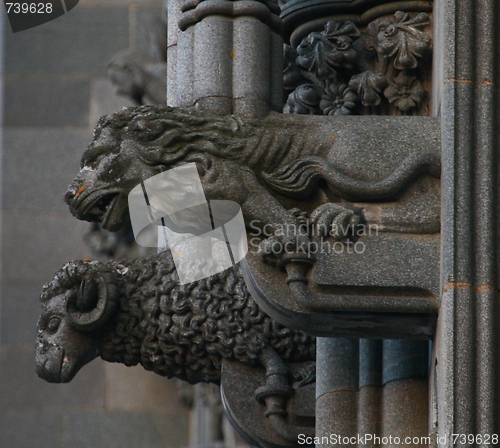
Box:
[0,2,189,447]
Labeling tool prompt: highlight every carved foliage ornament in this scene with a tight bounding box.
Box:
[284,11,432,116]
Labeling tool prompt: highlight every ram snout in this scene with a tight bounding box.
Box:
[36,265,120,383]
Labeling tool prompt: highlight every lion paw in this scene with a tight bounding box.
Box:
[259,233,311,265]
[310,203,361,240]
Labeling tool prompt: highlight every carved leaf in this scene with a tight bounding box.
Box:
[296,33,340,79]
[284,84,323,115]
[349,70,388,106]
[283,45,308,92]
[369,11,431,70]
[283,12,431,117]
[324,20,360,40]
[296,21,360,79]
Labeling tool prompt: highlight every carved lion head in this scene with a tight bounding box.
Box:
[64,106,260,231]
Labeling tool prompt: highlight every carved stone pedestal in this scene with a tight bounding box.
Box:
[221,360,315,448]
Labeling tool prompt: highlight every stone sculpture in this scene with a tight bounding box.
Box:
[37,101,440,445]
[36,251,315,384]
[63,105,440,264]
[108,51,167,105]
[107,14,167,105]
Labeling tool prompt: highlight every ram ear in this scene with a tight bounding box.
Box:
[66,270,119,332]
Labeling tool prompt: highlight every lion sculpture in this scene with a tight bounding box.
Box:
[64,106,441,259]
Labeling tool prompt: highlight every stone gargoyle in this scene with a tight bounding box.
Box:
[63,105,440,263]
[36,252,315,384]
[36,250,317,443]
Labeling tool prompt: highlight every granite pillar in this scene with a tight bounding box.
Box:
[434,0,500,441]
[167,0,284,116]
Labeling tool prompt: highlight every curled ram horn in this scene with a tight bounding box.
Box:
[66,268,119,332]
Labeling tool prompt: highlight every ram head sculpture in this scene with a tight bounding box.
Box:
[36,251,315,385]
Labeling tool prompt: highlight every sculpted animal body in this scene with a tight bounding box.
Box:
[64,106,441,243]
[36,252,315,384]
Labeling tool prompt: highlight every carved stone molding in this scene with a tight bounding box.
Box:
[221,360,315,447]
[284,10,432,116]
[281,0,433,45]
[179,0,283,33]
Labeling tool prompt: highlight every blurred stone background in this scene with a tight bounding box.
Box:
[0,1,189,447]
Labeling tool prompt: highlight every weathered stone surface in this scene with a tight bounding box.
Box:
[233,17,271,101]
[381,379,428,447]
[313,234,440,296]
[176,26,194,107]
[171,1,283,115]
[221,360,315,448]
[316,391,358,446]
[179,0,282,33]
[316,338,359,397]
[243,250,437,338]
[382,340,428,384]
[193,16,233,113]
[434,1,500,439]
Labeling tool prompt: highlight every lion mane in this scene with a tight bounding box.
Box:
[66,105,440,235]
[91,105,270,169]
[89,105,440,200]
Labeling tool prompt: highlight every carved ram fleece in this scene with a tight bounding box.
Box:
[36,252,315,384]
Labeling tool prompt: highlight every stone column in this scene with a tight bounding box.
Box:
[316,339,360,447]
[434,0,500,441]
[166,0,182,107]
[167,0,283,116]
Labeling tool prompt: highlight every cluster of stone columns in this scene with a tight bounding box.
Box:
[434,0,500,439]
[316,339,429,447]
[167,0,283,116]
